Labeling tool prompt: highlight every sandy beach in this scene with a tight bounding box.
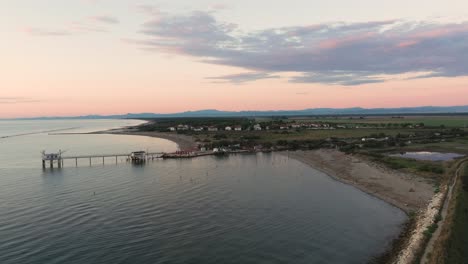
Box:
[284,149,434,214]
[106,130,198,150]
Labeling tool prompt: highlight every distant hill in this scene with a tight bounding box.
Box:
[7,105,468,120]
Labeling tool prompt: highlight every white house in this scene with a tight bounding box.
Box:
[193,127,204,132]
[253,124,262,131]
[234,126,242,131]
[208,126,218,132]
[168,127,176,131]
[225,126,232,131]
[177,124,189,131]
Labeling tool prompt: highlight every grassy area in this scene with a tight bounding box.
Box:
[288,116,468,128]
[444,163,468,263]
[399,137,468,155]
[194,128,427,144]
[359,153,446,183]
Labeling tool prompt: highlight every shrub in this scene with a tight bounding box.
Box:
[418,164,445,174]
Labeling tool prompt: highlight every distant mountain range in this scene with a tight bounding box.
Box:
[7,105,468,120]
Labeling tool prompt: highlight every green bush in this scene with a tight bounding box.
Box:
[418,164,445,174]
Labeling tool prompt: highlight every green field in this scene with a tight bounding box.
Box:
[286,116,468,128]
[194,128,428,144]
[398,138,468,155]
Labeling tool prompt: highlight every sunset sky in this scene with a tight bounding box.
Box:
[1,0,468,118]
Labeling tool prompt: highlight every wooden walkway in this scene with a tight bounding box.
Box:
[43,152,165,168]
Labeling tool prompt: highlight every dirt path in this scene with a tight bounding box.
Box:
[420,160,467,264]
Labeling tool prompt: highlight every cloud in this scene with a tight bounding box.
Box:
[291,72,386,86]
[206,72,280,84]
[136,4,161,16]
[25,27,73,36]
[134,11,468,85]
[25,15,119,37]
[89,15,119,24]
[0,97,41,104]
[208,3,229,10]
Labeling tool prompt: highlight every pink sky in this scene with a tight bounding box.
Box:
[1,0,468,118]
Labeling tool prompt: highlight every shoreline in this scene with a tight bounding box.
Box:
[283,150,437,264]
[104,127,439,263]
[106,126,434,214]
[97,129,198,150]
[284,149,434,214]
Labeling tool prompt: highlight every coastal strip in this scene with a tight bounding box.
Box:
[103,128,440,263]
[106,131,198,150]
[284,149,434,214]
[108,127,434,214]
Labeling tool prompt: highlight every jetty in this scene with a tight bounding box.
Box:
[41,150,165,168]
[41,149,253,168]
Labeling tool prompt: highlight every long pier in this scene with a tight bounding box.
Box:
[41,149,252,169]
[42,152,165,168]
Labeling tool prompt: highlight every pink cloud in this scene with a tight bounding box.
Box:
[318,32,377,49]
[397,40,419,48]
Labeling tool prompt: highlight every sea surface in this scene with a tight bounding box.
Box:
[0,119,407,264]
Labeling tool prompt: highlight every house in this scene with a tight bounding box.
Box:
[234,126,242,131]
[225,126,232,131]
[177,124,189,131]
[291,124,301,128]
[208,126,218,132]
[193,127,204,132]
[253,124,262,131]
[168,127,176,132]
[280,126,289,130]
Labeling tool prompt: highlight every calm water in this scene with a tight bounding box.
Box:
[0,120,407,264]
[390,151,465,161]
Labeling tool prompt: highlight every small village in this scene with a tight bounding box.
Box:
[134,117,466,160]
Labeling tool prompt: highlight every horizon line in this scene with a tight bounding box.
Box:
[3,104,468,120]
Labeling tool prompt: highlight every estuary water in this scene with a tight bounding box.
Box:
[390,151,465,161]
[0,120,407,264]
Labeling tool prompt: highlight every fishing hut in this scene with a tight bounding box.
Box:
[130,151,147,163]
[42,150,64,168]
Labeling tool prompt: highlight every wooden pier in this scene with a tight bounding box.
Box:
[41,149,253,169]
[42,151,164,168]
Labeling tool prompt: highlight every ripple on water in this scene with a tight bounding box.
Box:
[0,154,406,264]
